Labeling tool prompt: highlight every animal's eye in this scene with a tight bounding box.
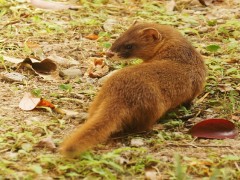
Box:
[125,44,133,50]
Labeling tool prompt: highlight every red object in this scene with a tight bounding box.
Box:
[38,99,55,109]
[189,118,238,139]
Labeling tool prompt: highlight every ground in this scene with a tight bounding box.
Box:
[0,0,239,179]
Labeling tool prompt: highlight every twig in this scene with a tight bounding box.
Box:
[166,143,232,148]
[1,20,21,29]
[111,130,151,140]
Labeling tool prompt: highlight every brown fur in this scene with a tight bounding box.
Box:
[59,22,207,156]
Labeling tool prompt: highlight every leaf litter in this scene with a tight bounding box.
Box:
[0,0,239,179]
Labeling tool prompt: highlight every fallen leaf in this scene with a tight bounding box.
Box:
[2,55,24,64]
[231,115,240,121]
[19,92,41,111]
[59,68,82,78]
[55,108,79,116]
[145,168,158,180]
[37,137,56,151]
[190,118,238,139]
[25,41,44,59]
[24,58,57,74]
[165,0,176,12]
[30,0,80,10]
[85,34,99,40]
[218,84,234,92]
[86,58,109,78]
[198,0,207,6]
[1,72,26,82]
[38,71,61,81]
[47,54,80,67]
[18,58,60,81]
[130,138,145,147]
[103,19,118,32]
[37,99,55,109]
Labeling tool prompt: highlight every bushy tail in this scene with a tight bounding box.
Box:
[59,103,122,157]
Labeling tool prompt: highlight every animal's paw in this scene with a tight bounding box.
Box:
[59,143,80,158]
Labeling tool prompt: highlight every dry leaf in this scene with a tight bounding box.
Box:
[47,54,80,67]
[18,58,61,81]
[20,58,57,74]
[2,55,24,64]
[55,108,79,116]
[145,168,158,180]
[19,92,41,111]
[103,19,118,32]
[218,84,234,92]
[1,72,26,82]
[85,34,99,40]
[25,41,44,59]
[198,0,207,6]
[130,138,144,147]
[165,0,176,12]
[87,58,109,78]
[30,0,80,10]
[37,70,61,81]
[37,99,55,109]
[59,68,82,78]
[231,115,240,121]
[26,41,40,49]
[195,92,210,104]
[37,137,56,151]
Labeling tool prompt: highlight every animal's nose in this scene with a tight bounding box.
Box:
[106,51,115,58]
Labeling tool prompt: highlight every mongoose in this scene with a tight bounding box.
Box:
[60,22,207,156]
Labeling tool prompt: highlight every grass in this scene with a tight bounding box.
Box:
[0,0,239,179]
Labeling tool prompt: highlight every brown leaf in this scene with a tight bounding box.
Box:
[32,59,57,74]
[19,58,57,74]
[198,0,207,6]
[18,58,60,81]
[47,54,80,67]
[2,55,24,64]
[85,34,99,40]
[37,137,56,152]
[19,92,41,111]
[87,58,109,78]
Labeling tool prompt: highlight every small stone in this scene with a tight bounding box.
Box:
[1,72,26,82]
[130,138,145,147]
[103,19,118,32]
[60,68,82,78]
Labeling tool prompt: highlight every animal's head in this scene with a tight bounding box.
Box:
[106,22,174,61]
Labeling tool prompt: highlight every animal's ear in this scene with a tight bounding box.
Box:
[139,28,162,42]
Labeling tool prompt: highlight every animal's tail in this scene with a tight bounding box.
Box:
[59,102,124,157]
